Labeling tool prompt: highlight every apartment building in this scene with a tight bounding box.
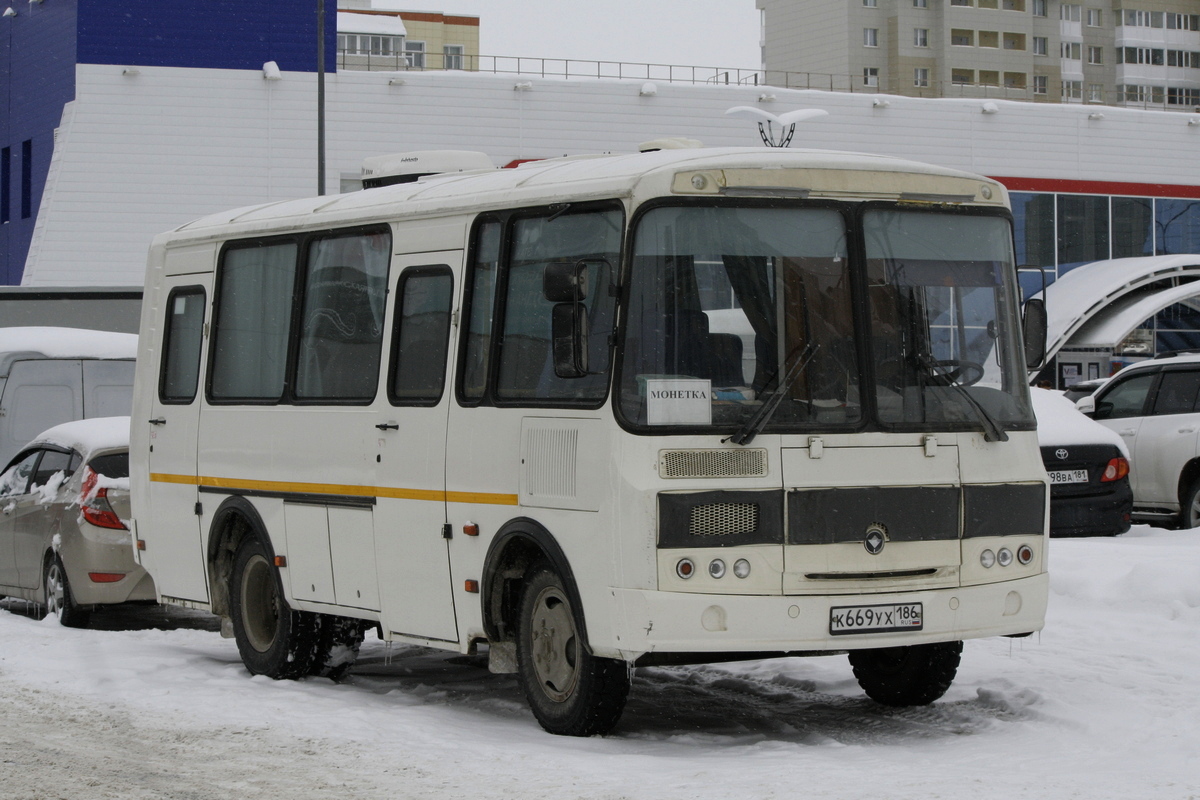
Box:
[337,1,479,72]
[757,0,1200,108]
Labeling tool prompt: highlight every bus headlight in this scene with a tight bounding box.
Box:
[733,558,751,579]
[980,549,996,568]
[1017,544,1033,565]
[708,559,726,579]
[997,547,1014,567]
[676,559,695,579]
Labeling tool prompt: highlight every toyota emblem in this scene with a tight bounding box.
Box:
[864,523,887,555]
[1055,448,1069,460]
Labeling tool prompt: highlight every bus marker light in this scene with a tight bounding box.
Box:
[676,559,695,579]
[733,559,751,579]
[708,559,726,579]
[980,549,995,568]
[1017,544,1033,565]
[997,548,1014,567]
[463,522,479,536]
[136,539,146,551]
[273,556,287,568]
[464,579,479,593]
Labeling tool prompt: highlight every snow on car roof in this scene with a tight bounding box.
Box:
[29,416,131,456]
[1031,387,1127,456]
[0,327,137,376]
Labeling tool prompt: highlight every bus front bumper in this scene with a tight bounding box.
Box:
[605,573,1047,661]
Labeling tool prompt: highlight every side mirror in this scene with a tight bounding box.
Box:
[552,302,589,378]
[543,261,589,303]
[1075,395,1096,416]
[1022,298,1047,370]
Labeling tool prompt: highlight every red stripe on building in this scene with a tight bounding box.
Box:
[990,176,1200,199]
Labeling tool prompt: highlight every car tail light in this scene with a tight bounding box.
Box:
[1101,457,1130,483]
[80,467,127,531]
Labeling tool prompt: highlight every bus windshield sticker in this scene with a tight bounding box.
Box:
[646,379,713,426]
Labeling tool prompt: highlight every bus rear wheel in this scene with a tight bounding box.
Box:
[516,564,630,736]
[229,537,321,680]
[848,640,962,707]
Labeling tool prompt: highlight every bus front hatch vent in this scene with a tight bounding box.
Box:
[690,503,758,537]
[659,448,768,479]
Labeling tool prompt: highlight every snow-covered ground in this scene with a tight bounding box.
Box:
[1,526,1197,799]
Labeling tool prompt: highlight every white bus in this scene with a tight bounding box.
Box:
[130,146,1049,736]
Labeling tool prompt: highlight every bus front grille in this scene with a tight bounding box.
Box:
[659,448,768,479]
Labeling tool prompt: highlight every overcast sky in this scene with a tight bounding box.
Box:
[435,1,761,68]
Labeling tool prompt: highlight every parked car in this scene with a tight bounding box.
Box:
[0,326,137,466]
[1032,388,1132,537]
[0,416,152,626]
[1062,377,1109,404]
[1076,351,1200,527]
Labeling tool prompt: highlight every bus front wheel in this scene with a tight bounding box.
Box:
[848,641,962,706]
[516,564,630,736]
[229,537,322,680]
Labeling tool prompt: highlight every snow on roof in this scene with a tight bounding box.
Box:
[29,416,130,456]
[0,327,137,369]
[1031,387,1127,455]
[337,11,406,36]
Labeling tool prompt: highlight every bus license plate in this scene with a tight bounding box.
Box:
[1048,469,1088,484]
[830,603,923,635]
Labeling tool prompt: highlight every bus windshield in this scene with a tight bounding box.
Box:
[618,203,1033,434]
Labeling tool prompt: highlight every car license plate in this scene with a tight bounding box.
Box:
[830,603,923,635]
[1048,469,1089,484]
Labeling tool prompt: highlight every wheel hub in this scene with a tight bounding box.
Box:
[529,587,579,702]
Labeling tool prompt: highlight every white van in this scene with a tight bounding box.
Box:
[0,327,138,466]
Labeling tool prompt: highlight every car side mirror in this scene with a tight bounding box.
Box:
[1075,395,1096,416]
[1022,298,1047,370]
[543,261,589,303]
[551,302,589,378]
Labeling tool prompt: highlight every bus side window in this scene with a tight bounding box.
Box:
[459,220,502,402]
[160,286,206,404]
[389,267,454,405]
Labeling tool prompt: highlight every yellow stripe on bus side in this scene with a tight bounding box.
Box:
[149,473,519,506]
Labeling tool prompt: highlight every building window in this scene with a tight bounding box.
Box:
[863,0,877,6]
[1061,41,1082,60]
[339,33,404,56]
[952,68,975,84]
[979,70,1000,86]
[914,68,930,87]
[20,139,31,220]
[1086,8,1101,27]
[1168,87,1200,105]
[1033,75,1048,94]
[1004,32,1026,50]
[863,67,879,86]
[1060,4,1081,22]
[1087,83,1104,102]
[1087,46,1103,65]
[979,31,999,48]
[1033,36,1048,56]
[864,28,878,47]
[950,0,971,6]
[1002,0,1025,10]
[913,0,928,7]
[405,40,426,69]
[443,44,464,70]
[978,0,998,8]
[1062,80,1082,99]
[0,146,9,224]
[951,29,974,47]
[1004,72,1027,88]
[914,28,928,47]
[1032,0,1047,17]
[1166,13,1200,31]
[1118,47,1164,66]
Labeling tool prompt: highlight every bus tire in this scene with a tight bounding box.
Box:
[848,640,962,707]
[311,615,367,680]
[516,564,630,736]
[229,537,322,680]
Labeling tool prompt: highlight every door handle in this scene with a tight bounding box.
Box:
[376,423,399,431]
[1119,429,1136,436]
[148,417,166,425]
[1180,428,1196,434]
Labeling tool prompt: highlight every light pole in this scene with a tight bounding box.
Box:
[317,0,326,195]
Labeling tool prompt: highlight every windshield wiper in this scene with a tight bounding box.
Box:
[725,343,819,446]
[914,354,1008,443]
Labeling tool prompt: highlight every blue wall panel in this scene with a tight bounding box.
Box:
[77,0,337,73]
[1,0,78,285]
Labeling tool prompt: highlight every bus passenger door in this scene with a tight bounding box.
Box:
[144,279,211,603]
[373,256,460,643]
